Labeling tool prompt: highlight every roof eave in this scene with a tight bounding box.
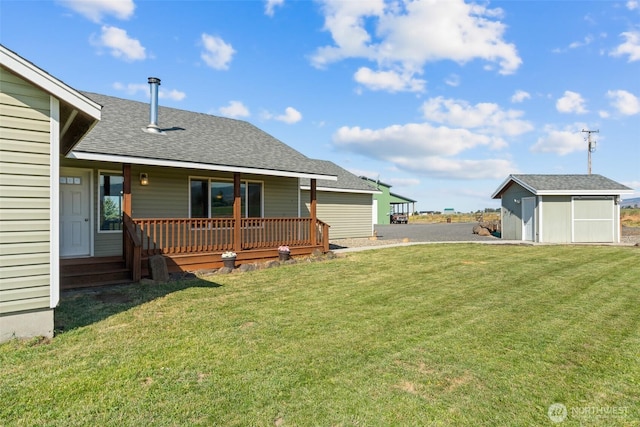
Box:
[538,189,635,196]
[68,151,338,181]
[300,185,382,194]
[1,45,101,121]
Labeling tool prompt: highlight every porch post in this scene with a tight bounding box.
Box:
[310,178,317,245]
[233,172,242,252]
[122,163,132,257]
[122,164,132,217]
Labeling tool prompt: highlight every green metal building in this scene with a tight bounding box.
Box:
[361,177,417,224]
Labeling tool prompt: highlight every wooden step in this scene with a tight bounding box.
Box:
[60,257,133,289]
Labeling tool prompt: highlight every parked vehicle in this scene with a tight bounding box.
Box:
[391,212,408,224]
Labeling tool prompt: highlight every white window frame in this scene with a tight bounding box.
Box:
[97,169,124,234]
[188,176,264,219]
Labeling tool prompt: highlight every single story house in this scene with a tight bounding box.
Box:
[1,45,339,341]
[300,161,380,238]
[491,174,633,243]
[361,177,417,224]
[1,45,101,341]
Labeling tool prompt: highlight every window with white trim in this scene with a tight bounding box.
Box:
[190,178,263,218]
[99,171,124,231]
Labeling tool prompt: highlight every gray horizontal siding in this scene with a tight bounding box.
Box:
[0,67,52,314]
[301,190,373,239]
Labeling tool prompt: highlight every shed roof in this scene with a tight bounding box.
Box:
[492,174,633,198]
[390,192,417,203]
[71,91,336,181]
[300,160,381,194]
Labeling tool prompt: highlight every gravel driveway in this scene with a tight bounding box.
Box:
[329,222,640,251]
[329,222,497,251]
[374,223,496,242]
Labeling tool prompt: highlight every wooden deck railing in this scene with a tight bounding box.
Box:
[123,214,142,281]
[131,217,329,257]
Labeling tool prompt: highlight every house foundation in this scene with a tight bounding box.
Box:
[0,308,54,342]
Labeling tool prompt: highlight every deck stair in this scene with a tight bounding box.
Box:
[60,256,133,290]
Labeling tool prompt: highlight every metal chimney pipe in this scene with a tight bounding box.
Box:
[146,77,161,133]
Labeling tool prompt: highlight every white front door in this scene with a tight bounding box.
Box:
[522,197,535,241]
[60,169,91,257]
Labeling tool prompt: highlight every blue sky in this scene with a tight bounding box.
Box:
[2,0,639,211]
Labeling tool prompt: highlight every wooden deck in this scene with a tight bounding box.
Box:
[60,244,323,289]
[61,216,330,289]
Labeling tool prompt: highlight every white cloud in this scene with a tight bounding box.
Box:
[59,0,134,22]
[599,110,610,118]
[556,91,588,114]
[606,90,640,115]
[610,31,640,62]
[445,74,460,87]
[332,94,533,179]
[626,1,639,11]
[275,107,302,124]
[113,82,185,101]
[392,157,517,180]
[113,82,147,95]
[200,33,235,70]
[311,0,521,93]
[334,122,493,158]
[568,35,594,49]
[421,97,533,138]
[511,90,531,103]
[332,122,516,179]
[159,89,186,102]
[530,126,585,155]
[92,25,146,61]
[265,0,284,16]
[219,101,250,118]
[386,177,421,186]
[354,67,425,92]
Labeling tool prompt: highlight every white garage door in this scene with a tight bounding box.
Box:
[572,197,614,243]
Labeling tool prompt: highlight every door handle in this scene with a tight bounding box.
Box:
[84,218,89,222]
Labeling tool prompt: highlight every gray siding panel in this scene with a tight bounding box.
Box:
[500,183,533,240]
[0,67,51,314]
[301,190,373,238]
[264,176,298,217]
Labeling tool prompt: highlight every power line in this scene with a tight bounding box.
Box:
[582,129,599,174]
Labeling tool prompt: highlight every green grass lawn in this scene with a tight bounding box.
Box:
[2,244,639,426]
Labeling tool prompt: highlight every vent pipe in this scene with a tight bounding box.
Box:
[146,77,162,134]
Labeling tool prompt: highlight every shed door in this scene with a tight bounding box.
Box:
[522,197,535,241]
[60,169,91,257]
[572,197,614,242]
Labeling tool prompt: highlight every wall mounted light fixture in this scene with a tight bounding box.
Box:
[513,198,521,204]
[140,173,149,186]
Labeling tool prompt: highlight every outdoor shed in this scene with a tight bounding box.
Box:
[492,174,633,243]
[1,45,101,341]
[301,161,380,238]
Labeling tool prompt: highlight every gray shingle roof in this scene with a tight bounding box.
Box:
[492,174,633,198]
[300,160,380,193]
[73,92,335,179]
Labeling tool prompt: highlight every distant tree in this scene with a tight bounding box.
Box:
[103,197,120,222]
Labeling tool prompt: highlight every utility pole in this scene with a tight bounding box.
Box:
[582,129,598,174]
